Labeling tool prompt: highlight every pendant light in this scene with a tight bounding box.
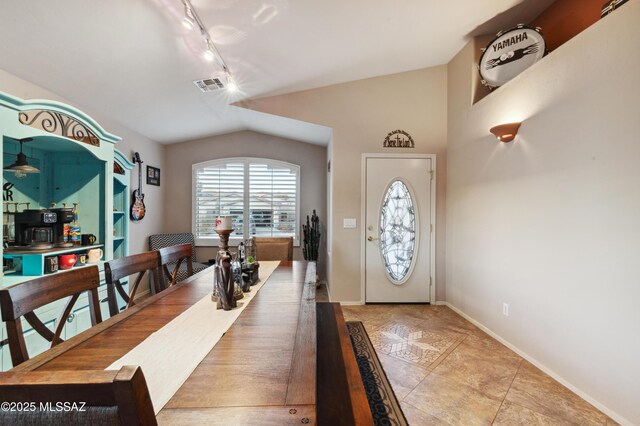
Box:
[3,138,40,174]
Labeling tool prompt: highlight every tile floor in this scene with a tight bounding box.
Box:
[339,303,617,426]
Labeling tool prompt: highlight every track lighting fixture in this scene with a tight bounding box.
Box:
[182,14,195,30]
[203,40,215,62]
[226,72,238,93]
[182,2,195,29]
[180,0,238,92]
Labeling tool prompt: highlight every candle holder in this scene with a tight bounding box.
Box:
[214,226,236,310]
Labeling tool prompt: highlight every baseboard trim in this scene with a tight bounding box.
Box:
[339,301,365,306]
[443,302,632,426]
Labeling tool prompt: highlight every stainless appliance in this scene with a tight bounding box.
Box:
[13,209,57,249]
[23,227,53,249]
[50,208,74,247]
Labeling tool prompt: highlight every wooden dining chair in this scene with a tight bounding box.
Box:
[0,365,157,425]
[148,233,210,286]
[157,243,194,289]
[104,251,162,317]
[0,266,102,367]
[252,237,294,261]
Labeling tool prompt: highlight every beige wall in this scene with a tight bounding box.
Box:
[163,131,327,275]
[0,69,166,293]
[240,67,448,302]
[446,3,640,424]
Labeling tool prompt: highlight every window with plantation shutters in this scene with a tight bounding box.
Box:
[192,158,300,246]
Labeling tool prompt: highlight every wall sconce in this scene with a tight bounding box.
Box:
[490,122,521,142]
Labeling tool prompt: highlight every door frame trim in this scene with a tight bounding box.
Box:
[360,153,436,303]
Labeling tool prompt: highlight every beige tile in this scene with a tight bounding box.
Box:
[505,362,608,425]
[493,401,574,425]
[462,334,522,363]
[431,340,521,400]
[345,304,610,425]
[404,373,502,426]
[342,305,395,332]
[401,401,452,425]
[376,351,430,400]
[369,322,459,367]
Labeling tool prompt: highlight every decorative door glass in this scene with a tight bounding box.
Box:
[379,179,417,284]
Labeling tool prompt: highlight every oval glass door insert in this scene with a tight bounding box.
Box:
[379,179,418,284]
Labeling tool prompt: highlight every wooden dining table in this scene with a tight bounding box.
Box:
[13,260,318,425]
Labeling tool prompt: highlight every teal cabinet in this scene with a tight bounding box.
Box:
[112,149,133,261]
[0,91,126,370]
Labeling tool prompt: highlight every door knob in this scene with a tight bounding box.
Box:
[367,236,378,242]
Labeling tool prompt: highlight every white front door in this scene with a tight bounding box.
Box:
[364,156,433,303]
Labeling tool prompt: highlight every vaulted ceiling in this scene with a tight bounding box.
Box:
[0,0,552,145]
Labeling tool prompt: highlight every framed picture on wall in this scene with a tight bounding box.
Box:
[147,165,160,186]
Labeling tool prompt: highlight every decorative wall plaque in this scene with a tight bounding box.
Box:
[147,165,160,186]
[383,130,414,148]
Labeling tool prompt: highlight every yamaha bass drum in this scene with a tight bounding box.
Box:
[478,24,546,89]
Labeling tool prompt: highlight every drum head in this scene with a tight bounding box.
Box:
[479,25,546,88]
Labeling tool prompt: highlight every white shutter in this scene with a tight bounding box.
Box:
[249,162,298,238]
[193,162,244,240]
[193,158,299,246]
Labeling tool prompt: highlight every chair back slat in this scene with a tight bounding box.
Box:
[0,266,101,320]
[0,266,102,367]
[158,243,194,288]
[105,251,161,317]
[23,312,56,343]
[0,365,157,425]
[51,293,81,345]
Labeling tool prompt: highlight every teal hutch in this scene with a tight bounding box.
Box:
[1,91,132,370]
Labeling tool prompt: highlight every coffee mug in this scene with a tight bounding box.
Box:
[44,256,58,274]
[81,234,97,246]
[87,248,103,263]
[59,254,78,270]
[76,253,87,266]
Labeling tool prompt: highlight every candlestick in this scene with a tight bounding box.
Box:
[213,227,236,310]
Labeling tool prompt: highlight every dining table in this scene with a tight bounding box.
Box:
[12,260,318,425]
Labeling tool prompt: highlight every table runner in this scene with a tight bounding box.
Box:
[106,261,280,414]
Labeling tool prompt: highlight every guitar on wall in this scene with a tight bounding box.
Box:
[130,152,146,221]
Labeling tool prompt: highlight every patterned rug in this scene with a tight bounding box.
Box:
[347,321,408,426]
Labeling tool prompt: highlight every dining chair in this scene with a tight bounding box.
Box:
[148,233,210,288]
[0,365,157,425]
[0,266,102,367]
[252,237,294,261]
[157,243,194,289]
[104,251,162,317]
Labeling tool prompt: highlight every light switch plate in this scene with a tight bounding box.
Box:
[343,218,357,229]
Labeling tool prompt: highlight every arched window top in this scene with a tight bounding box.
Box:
[192,158,300,246]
